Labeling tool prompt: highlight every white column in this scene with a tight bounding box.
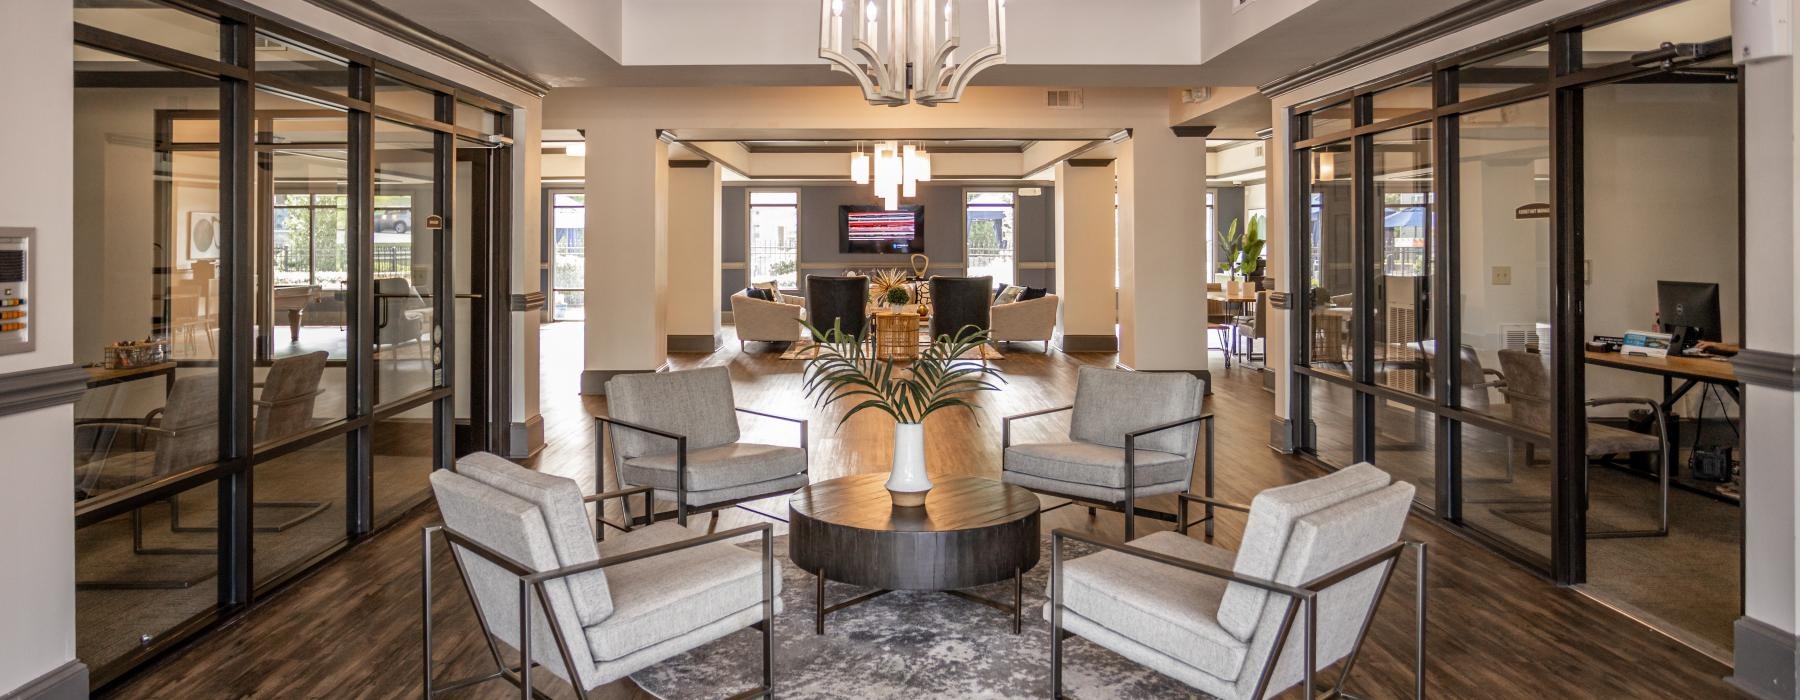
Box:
[507,105,543,456]
[582,131,669,393]
[1053,160,1117,351]
[665,163,722,351]
[1116,130,1211,374]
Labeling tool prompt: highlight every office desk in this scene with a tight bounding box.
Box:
[1584,351,1740,475]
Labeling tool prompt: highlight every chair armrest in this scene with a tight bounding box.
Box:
[1177,493,1251,513]
[1050,528,1307,598]
[735,408,809,454]
[594,415,687,443]
[584,485,656,535]
[1001,404,1074,449]
[594,415,692,517]
[526,523,774,584]
[1585,396,1658,410]
[1124,413,1213,442]
[1297,539,1417,592]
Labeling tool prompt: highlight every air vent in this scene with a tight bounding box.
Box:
[1045,89,1083,109]
[0,251,20,283]
[1500,322,1551,352]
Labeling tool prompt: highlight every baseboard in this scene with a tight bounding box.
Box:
[668,333,722,353]
[506,413,545,460]
[1055,333,1118,353]
[2,660,88,700]
[1268,417,1295,453]
[1727,617,1796,699]
[580,364,667,395]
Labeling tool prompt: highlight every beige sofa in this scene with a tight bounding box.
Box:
[729,290,805,350]
[990,293,1059,351]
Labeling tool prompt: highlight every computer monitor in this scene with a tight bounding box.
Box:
[1657,280,1721,351]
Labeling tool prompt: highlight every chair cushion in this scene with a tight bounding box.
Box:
[1217,462,1391,640]
[1052,530,1247,679]
[456,452,614,626]
[1004,442,1190,489]
[1002,471,1193,506]
[583,522,780,662]
[605,367,741,458]
[1586,422,1661,457]
[1070,366,1204,455]
[622,442,807,493]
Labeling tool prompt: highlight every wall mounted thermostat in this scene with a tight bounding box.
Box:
[0,228,33,355]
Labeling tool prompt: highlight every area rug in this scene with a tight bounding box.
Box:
[778,340,1004,362]
[629,535,1204,699]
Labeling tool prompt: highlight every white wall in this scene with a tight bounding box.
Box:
[1054,161,1117,343]
[666,164,722,341]
[0,1,77,694]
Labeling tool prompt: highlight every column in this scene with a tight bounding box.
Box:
[1054,160,1117,351]
[1115,130,1211,378]
[665,162,722,352]
[581,130,669,393]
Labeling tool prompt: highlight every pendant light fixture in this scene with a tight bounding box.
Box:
[820,0,1008,107]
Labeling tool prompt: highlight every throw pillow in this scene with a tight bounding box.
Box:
[993,284,1008,301]
[745,286,774,302]
[751,280,784,304]
[1019,286,1048,301]
[994,285,1026,305]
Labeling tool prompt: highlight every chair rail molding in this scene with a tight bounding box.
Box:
[1731,348,1800,390]
[0,364,90,418]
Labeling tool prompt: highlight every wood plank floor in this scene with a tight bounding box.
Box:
[108,323,1734,698]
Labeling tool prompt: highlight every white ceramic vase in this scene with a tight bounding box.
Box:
[886,422,932,507]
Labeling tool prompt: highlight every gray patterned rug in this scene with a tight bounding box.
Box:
[630,535,1204,699]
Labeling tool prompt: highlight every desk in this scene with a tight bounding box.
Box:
[1584,351,1740,475]
[85,361,176,390]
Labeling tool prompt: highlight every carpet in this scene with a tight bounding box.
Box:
[630,535,1204,699]
[778,341,1004,362]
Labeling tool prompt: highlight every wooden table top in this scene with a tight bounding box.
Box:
[1584,350,1737,384]
[85,361,175,388]
[1207,291,1259,303]
[788,474,1039,533]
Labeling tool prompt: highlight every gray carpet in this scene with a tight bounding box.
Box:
[631,535,1206,700]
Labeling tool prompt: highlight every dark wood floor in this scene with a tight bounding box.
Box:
[108,324,1735,698]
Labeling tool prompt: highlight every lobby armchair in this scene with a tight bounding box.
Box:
[730,290,805,350]
[598,366,809,528]
[1048,463,1427,700]
[928,275,993,342]
[1002,366,1212,540]
[990,293,1058,352]
[423,452,777,699]
[805,275,869,341]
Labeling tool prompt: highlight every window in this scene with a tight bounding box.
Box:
[748,190,799,290]
[966,191,1017,287]
[273,194,349,289]
[548,192,585,320]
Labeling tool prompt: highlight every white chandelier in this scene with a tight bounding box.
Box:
[820,0,1008,107]
[851,141,932,209]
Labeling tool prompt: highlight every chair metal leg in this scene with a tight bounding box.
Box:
[1050,534,1065,699]
[1013,567,1023,635]
[422,525,436,696]
[708,510,720,535]
[1205,416,1216,539]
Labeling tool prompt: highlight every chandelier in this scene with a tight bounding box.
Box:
[820,0,1008,107]
[851,141,932,209]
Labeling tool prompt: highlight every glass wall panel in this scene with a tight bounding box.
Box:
[75,481,220,676]
[1305,142,1355,375]
[1581,0,1730,67]
[251,434,348,586]
[257,90,350,433]
[1372,77,1433,119]
[1373,125,1434,397]
[375,73,439,119]
[550,193,585,320]
[254,34,350,94]
[75,0,219,60]
[1308,378,1358,468]
[373,409,436,528]
[373,119,438,406]
[966,191,1017,287]
[1376,399,1436,508]
[455,101,499,134]
[1460,422,1553,561]
[1308,100,1354,137]
[1458,45,1548,100]
[1456,98,1549,420]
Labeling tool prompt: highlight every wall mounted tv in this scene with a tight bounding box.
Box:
[840,205,924,254]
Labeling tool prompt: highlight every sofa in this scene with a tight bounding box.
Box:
[990,293,1059,351]
[729,290,805,350]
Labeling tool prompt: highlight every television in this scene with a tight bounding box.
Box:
[840,205,924,254]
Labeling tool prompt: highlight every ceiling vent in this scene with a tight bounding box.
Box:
[1045,89,1083,109]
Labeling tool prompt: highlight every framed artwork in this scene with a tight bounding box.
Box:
[188,211,220,260]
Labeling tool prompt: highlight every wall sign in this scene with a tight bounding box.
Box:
[425,214,444,229]
[1515,203,1550,219]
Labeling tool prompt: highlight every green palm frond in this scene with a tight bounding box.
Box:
[797,319,1006,427]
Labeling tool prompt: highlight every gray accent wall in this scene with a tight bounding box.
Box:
[720,184,1055,311]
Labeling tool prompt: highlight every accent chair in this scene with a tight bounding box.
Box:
[599,366,809,528]
[730,289,806,350]
[928,275,993,342]
[804,275,869,341]
[1049,463,1427,700]
[990,293,1059,352]
[1002,366,1213,540]
[423,452,777,699]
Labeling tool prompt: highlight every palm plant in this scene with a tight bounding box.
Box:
[798,320,1004,427]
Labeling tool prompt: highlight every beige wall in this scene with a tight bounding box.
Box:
[1054,161,1117,343]
[666,164,722,342]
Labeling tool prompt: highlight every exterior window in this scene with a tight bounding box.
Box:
[273,193,349,290]
[549,193,585,320]
[966,191,1016,287]
[748,191,800,290]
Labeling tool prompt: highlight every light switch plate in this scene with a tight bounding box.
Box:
[1492,266,1512,285]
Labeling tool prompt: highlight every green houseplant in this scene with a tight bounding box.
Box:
[1218,215,1265,293]
[798,320,1004,506]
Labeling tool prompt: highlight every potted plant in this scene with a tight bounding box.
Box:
[798,321,1004,506]
[884,285,912,307]
[869,268,911,308]
[1218,214,1265,297]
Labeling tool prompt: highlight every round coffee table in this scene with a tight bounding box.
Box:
[789,473,1040,634]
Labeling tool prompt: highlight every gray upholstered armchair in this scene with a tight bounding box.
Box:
[1049,463,1427,699]
[599,366,809,528]
[990,293,1059,351]
[424,452,777,699]
[730,290,805,350]
[1002,366,1212,540]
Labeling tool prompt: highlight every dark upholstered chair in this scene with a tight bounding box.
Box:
[805,275,869,341]
[929,275,993,341]
[1495,349,1670,538]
